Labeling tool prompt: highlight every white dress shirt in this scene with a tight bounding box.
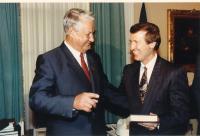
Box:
[64,41,89,67]
[139,54,157,84]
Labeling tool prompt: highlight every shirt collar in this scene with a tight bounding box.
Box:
[64,40,81,56]
[140,54,157,69]
[64,41,88,67]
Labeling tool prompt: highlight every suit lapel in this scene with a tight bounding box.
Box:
[141,56,163,113]
[86,52,96,93]
[60,43,91,85]
[132,63,141,104]
[128,62,143,113]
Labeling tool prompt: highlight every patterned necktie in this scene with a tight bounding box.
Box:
[80,53,90,80]
[139,66,148,104]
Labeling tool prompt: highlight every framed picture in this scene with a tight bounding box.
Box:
[167,9,200,72]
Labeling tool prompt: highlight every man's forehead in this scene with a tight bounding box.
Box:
[79,21,95,32]
[131,30,147,35]
[130,31,146,38]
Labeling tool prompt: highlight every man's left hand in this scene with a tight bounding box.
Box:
[138,113,160,131]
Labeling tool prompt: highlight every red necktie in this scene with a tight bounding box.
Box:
[80,53,90,80]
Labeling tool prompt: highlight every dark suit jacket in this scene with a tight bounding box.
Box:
[191,47,200,134]
[29,42,114,136]
[118,56,190,135]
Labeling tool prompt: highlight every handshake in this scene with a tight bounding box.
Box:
[73,92,99,112]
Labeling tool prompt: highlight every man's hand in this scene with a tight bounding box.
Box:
[73,92,99,112]
[138,113,160,131]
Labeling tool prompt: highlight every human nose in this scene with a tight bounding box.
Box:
[89,33,94,42]
[130,42,136,51]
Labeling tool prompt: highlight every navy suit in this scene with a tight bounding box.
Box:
[29,42,114,136]
[118,56,190,135]
[191,46,200,134]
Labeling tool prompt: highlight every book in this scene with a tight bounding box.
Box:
[0,119,14,131]
[128,115,158,122]
[0,130,18,136]
[0,123,14,132]
[0,119,20,136]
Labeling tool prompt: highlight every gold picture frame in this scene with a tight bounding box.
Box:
[167,9,200,72]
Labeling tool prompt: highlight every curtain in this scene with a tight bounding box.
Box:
[124,3,135,64]
[90,3,126,123]
[20,3,89,129]
[0,3,23,122]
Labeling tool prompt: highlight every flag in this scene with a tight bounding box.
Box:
[139,3,147,23]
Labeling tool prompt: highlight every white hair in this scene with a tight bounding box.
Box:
[63,8,94,35]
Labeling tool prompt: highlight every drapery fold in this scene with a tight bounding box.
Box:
[90,3,126,123]
[20,3,89,129]
[0,3,23,122]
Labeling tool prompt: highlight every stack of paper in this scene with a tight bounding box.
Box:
[127,115,158,122]
[0,120,19,136]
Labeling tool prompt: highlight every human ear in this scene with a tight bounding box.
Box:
[69,27,78,37]
[149,42,156,49]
